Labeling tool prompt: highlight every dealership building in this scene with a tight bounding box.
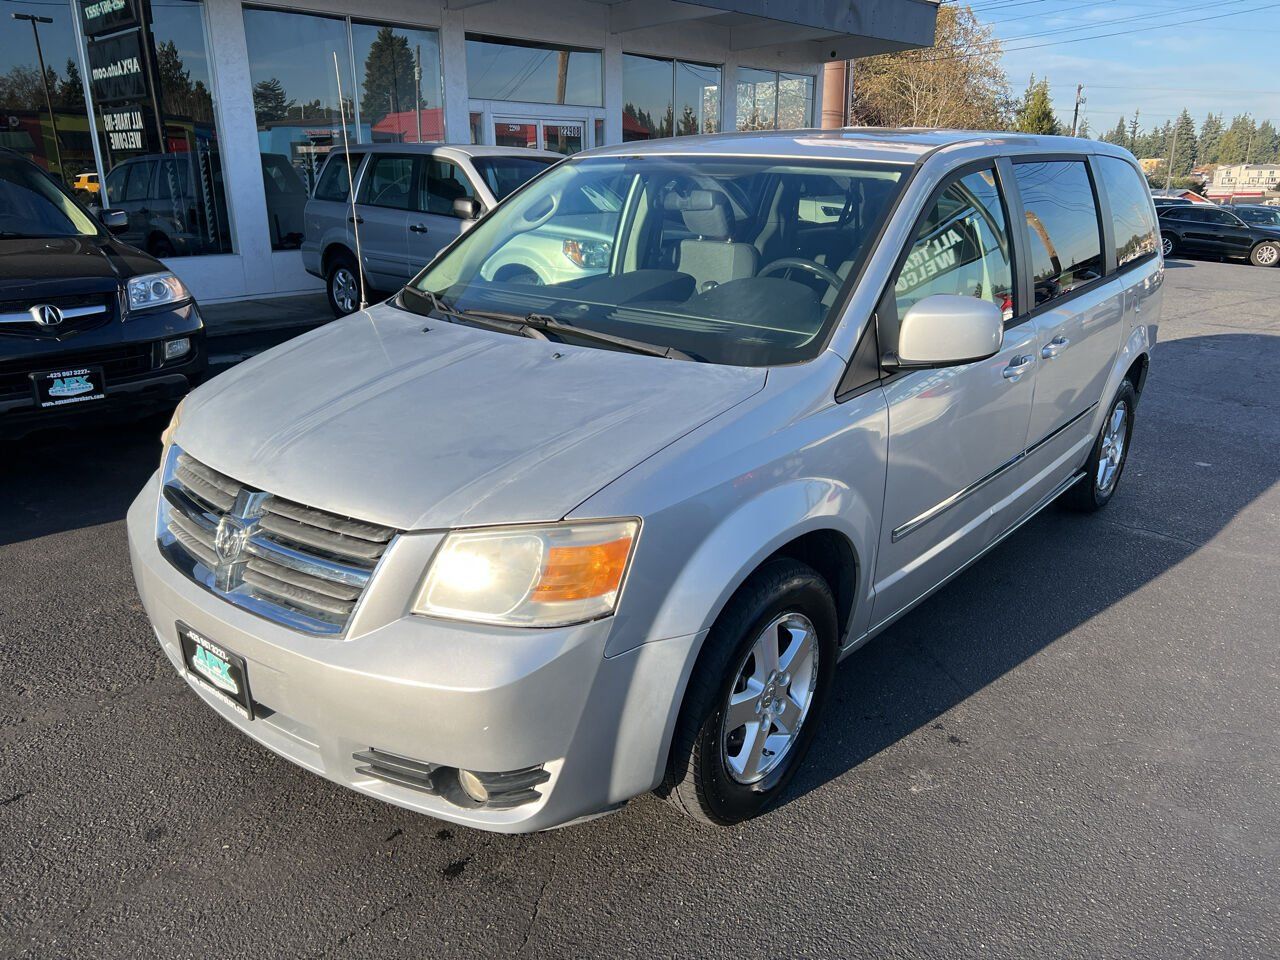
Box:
[2,0,936,302]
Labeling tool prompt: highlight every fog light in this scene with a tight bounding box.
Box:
[457,769,490,804]
[163,337,191,361]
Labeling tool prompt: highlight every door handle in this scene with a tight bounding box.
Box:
[1040,336,1070,359]
[409,223,428,234]
[1002,355,1034,381]
[347,215,363,224]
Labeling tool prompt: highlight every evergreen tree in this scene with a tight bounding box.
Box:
[1254,120,1279,163]
[361,27,420,127]
[252,77,294,125]
[1218,114,1256,164]
[1102,115,1128,146]
[1013,75,1060,135]
[1170,109,1197,176]
[1128,110,1140,151]
[1198,112,1223,165]
[57,59,84,107]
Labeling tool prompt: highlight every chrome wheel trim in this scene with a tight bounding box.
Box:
[331,267,358,313]
[1256,243,1279,266]
[720,612,820,785]
[1097,400,1128,496]
[1160,236,1174,257]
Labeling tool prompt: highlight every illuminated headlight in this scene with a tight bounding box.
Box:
[163,337,191,361]
[562,238,612,269]
[127,272,190,313]
[413,520,639,627]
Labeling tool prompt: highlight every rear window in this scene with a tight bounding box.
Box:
[1011,160,1105,308]
[1097,157,1157,267]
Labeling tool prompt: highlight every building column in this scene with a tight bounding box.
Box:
[603,34,623,145]
[721,57,739,133]
[440,8,471,144]
[204,0,273,299]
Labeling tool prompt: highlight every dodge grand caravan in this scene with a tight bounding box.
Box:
[127,130,1162,832]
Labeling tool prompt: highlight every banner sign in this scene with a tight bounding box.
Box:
[79,0,139,39]
[100,103,158,154]
[87,29,148,105]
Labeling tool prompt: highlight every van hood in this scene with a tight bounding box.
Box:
[177,302,766,530]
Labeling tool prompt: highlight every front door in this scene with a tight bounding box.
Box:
[872,165,1038,626]
[406,154,482,272]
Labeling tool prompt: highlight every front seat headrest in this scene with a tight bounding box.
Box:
[664,189,735,240]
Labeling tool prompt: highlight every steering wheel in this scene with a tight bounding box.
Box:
[758,257,842,293]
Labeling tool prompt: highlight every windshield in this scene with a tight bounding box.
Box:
[408,155,906,366]
[1237,207,1280,226]
[472,155,558,201]
[0,157,101,239]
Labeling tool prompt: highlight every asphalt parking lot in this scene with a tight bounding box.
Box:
[1,257,1277,959]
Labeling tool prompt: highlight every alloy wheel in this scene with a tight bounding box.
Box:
[332,267,358,313]
[1097,400,1128,496]
[1256,243,1279,266]
[1160,236,1174,257]
[720,612,820,785]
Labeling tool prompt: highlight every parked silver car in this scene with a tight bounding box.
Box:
[301,143,560,315]
[129,130,1162,832]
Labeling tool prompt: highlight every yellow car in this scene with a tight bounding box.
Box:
[73,171,100,195]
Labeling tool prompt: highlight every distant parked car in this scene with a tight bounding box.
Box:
[1152,196,1194,208]
[302,144,560,315]
[1158,204,1280,266]
[73,171,100,195]
[104,153,231,258]
[0,148,206,439]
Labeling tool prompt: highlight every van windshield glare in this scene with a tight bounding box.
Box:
[407,155,908,366]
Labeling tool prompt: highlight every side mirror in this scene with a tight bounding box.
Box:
[895,294,1004,368]
[453,197,481,220]
[99,208,128,235]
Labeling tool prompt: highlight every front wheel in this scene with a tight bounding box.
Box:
[1160,233,1177,258]
[1065,381,1137,512]
[326,254,363,317]
[1250,241,1280,267]
[660,558,838,826]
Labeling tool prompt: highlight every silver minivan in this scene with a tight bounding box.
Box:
[129,130,1162,832]
[301,143,559,315]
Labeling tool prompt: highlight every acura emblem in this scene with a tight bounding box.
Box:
[29,304,63,327]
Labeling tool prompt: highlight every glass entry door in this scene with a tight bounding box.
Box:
[492,117,586,155]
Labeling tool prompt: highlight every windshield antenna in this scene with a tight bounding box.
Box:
[333,51,367,311]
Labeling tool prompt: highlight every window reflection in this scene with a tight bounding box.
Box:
[466,36,602,107]
[675,61,720,135]
[623,55,720,141]
[736,68,813,131]
[1097,157,1157,265]
[1012,161,1104,306]
[352,22,444,143]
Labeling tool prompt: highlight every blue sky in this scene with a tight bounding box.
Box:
[973,0,1279,133]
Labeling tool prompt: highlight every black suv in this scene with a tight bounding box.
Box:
[1,149,206,438]
[1157,204,1280,267]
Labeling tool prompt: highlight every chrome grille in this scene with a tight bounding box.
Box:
[157,448,397,635]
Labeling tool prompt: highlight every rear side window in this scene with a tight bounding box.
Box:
[894,167,1014,321]
[1097,157,1157,266]
[359,155,416,210]
[420,158,477,216]
[1012,160,1104,308]
[314,153,356,203]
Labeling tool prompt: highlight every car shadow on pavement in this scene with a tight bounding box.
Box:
[782,329,1280,807]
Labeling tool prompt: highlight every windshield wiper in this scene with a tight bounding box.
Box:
[408,288,550,342]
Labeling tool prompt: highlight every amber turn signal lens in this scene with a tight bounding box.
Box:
[532,536,633,602]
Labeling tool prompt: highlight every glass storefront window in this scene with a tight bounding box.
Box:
[735,68,814,131]
[352,22,443,143]
[622,54,671,142]
[623,54,720,142]
[87,0,232,257]
[243,7,351,249]
[736,68,777,131]
[466,35,601,107]
[777,72,815,129]
[1,0,94,190]
[675,61,720,135]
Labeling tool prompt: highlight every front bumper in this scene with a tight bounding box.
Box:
[127,474,698,832]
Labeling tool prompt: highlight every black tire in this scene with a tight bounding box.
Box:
[325,252,363,317]
[1065,380,1138,512]
[1160,232,1177,258]
[659,557,838,826]
[1249,241,1280,268]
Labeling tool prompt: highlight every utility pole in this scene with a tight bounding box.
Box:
[1128,109,1140,152]
[12,13,64,180]
[1070,83,1084,137]
[414,44,422,143]
[1164,121,1179,193]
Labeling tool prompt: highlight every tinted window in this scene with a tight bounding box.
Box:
[1238,207,1280,225]
[0,157,100,238]
[472,156,555,202]
[359,155,415,210]
[104,166,127,205]
[1012,161,1104,308]
[314,152,357,202]
[124,161,154,202]
[1204,208,1240,225]
[1097,157,1157,266]
[895,168,1014,321]
[421,159,476,216]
